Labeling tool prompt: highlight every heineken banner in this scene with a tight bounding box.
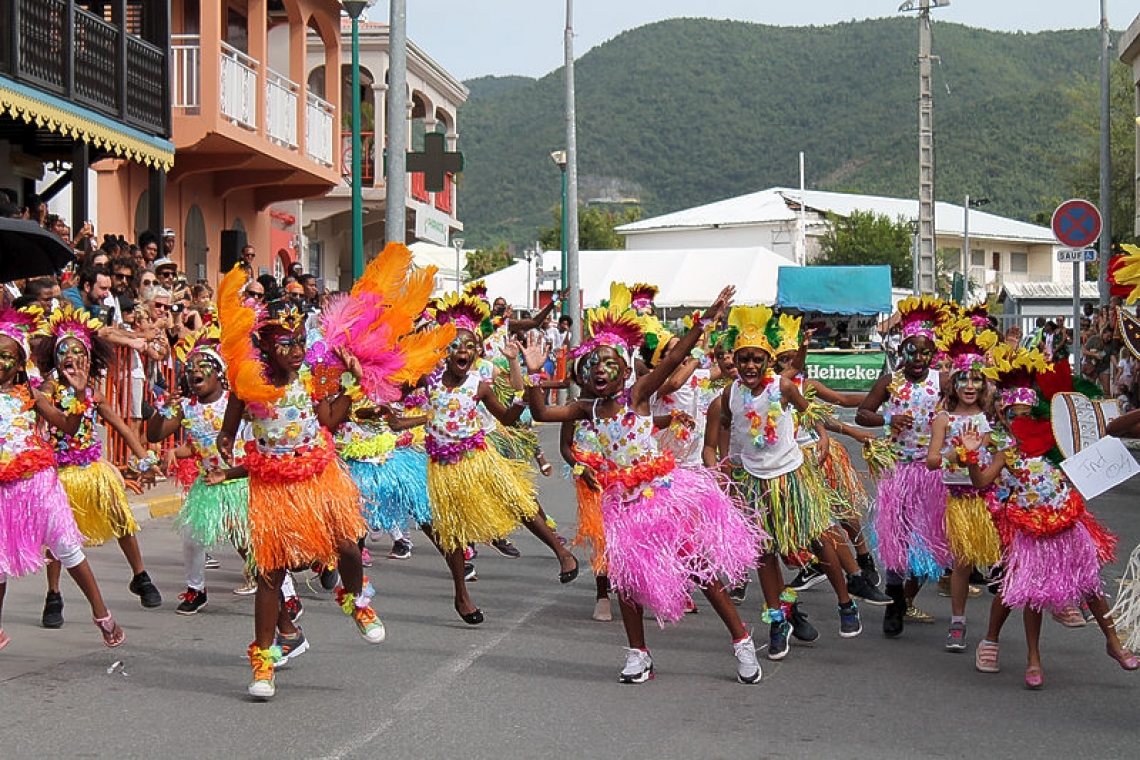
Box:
[805,351,887,391]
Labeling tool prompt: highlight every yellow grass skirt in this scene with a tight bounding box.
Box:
[427,446,537,553]
[247,459,366,571]
[945,490,1001,568]
[59,461,138,545]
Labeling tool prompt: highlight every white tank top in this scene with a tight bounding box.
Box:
[727,378,803,479]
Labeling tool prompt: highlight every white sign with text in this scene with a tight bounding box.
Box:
[1060,435,1140,500]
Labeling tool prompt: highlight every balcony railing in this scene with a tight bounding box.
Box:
[266,67,298,148]
[171,34,201,110]
[306,92,335,167]
[1,0,168,136]
[219,41,258,130]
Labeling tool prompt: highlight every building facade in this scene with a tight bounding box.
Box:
[1122,14,1140,239]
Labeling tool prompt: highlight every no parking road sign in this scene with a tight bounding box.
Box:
[1052,199,1102,249]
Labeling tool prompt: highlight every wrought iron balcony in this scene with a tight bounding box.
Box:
[0,0,169,137]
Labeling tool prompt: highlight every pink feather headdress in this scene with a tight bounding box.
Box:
[0,305,41,358]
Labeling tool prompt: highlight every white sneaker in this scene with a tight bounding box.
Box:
[619,647,653,683]
[733,635,762,684]
[248,676,275,699]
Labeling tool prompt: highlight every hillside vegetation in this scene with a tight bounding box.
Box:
[456,17,1109,248]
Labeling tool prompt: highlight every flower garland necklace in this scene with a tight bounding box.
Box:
[741,374,781,449]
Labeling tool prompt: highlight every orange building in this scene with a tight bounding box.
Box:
[96,0,343,286]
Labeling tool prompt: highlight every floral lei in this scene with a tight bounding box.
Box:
[742,376,781,449]
[573,447,675,496]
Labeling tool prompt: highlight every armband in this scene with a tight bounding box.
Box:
[571,464,586,476]
[524,373,545,388]
[128,452,160,474]
[510,390,527,407]
[954,446,981,465]
[882,412,892,427]
[339,373,365,402]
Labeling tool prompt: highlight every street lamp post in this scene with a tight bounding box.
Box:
[342,0,375,282]
[961,194,989,302]
[551,150,568,301]
[452,236,464,291]
[524,246,534,312]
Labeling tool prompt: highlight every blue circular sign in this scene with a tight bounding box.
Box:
[1051,199,1102,248]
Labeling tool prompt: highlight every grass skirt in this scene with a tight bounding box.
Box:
[1000,520,1104,611]
[0,467,84,577]
[345,448,432,533]
[1110,543,1140,650]
[820,443,870,518]
[59,461,138,545]
[868,460,949,581]
[247,460,366,571]
[572,476,606,575]
[604,467,762,626]
[731,464,833,556]
[944,488,1000,567]
[427,446,537,552]
[176,476,250,550]
[487,426,539,462]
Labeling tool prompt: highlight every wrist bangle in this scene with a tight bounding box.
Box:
[510,390,527,407]
[954,446,981,465]
[882,412,892,427]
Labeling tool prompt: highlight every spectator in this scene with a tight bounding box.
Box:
[130,244,147,272]
[243,279,266,302]
[239,244,257,275]
[287,261,304,281]
[0,201,22,218]
[162,228,177,258]
[299,273,320,311]
[256,273,280,302]
[22,277,60,312]
[284,281,305,309]
[22,193,46,224]
[1003,324,1022,350]
[62,265,144,350]
[1083,327,1114,395]
[153,257,179,291]
[138,231,160,269]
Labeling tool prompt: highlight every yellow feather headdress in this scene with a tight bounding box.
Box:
[724,304,776,355]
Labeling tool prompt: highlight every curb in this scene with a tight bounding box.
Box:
[128,493,182,523]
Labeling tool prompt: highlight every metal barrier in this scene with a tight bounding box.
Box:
[102,345,179,466]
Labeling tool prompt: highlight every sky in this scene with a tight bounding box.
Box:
[363,1,1121,81]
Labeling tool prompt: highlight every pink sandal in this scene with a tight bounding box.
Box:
[0,628,10,651]
[93,613,125,648]
[1107,643,1140,671]
[1024,664,1044,690]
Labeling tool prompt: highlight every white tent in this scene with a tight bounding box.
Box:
[480,246,797,310]
[408,241,463,294]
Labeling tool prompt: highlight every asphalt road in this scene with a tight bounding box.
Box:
[1,426,1137,759]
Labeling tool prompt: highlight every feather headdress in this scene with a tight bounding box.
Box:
[638,313,675,366]
[772,312,803,356]
[0,305,42,359]
[983,343,1051,407]
[897,295,949,340]
[174,323,225,368]
[40,304,101,350]
[463,279,488,302]
[433,292,491,337]
[724,304,776,356]
[570,283,642,360]
[628,282,659,314]
[217,265,284,405]
[936,316,999,375]
[1108,243,1140,304]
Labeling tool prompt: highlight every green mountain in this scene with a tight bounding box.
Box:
[456,17,1107,249]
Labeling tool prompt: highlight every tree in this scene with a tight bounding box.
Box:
[816,210,914,288]
[538,204,642,251]
[465,243,512,279]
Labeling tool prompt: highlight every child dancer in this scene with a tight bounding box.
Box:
[146,326,250,616]
[924,317,1002,652]
[0,307,123,650]
[36,306,162,627]
[856,296,950,637]
[419,293,575,626]
[527,286,764,684]
[961,344,1138,688]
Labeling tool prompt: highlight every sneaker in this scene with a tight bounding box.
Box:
[204,553,220,570]
[388,539,413,560]
[790,602,820,643]
[619,647,654,683]
[883,585,906,638]
[233,578,258,596]
[129,571,163,608]
[490,538,521,558]
[975,640,1001,673]
[360,547,373,568]
[176,588,208,615]
[768,620,791,660]
[847,573,891,606]
[247,645,277,699]
[733,636,762,684]
[856,553,881,587]
[352,606,387,643]
[838,601,862,638]
[464,545,478,561]
[788,562,828,592]
[283,595,303,622]
[727,580,749,605]
[275,628,309,666]
[904,605,935,624]
[42,591,64,629]
[464,562,478,582]
[683,596,698,614]
[946,621,967,652]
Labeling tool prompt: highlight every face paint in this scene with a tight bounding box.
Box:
[448,337,478,354]
[955,373,985,390]
[56,342,87,360]
[272,335,305,355]
[189,357,217,377]
[0,350,19,372]
[902,343,934,361]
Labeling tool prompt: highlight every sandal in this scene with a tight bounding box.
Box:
[1106,643,1140,671]
[93,613,125,648]
[1024,664,1044,690]
[0,628,10,651]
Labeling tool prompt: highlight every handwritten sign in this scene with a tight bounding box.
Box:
[1060,435,1140,500]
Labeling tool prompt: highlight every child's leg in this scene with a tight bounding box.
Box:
[596,574,611,601]
[334,538,364,595]
[815,537,853,605]
[521,505,577,575]
[950,558,971,618]
[45,556,61,594]
[183,536,207,592]
[276,594,299,636]
[1024,607,1043,667]
[254,569,286,648]
[618,595,647,649]
[117,533,147,575]
[984,593,1012,642]
[1084,594,1135,657]
[756,553,783,609]
[699,581,748,640]
[843,517,872,556]
[49,541,108,618]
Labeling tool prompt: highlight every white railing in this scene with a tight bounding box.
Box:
[305,92,335,167]
[266,67,299,148]
[171,34,201,110]
[220,41,258,130]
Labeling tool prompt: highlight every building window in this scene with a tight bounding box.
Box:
[1010,252,1028,273]
[991,252,1001,271]
[308,240,322,280]
[971,250,985,267]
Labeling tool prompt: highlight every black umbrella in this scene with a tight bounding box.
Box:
[0,217,77,283]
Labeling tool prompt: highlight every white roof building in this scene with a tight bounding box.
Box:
[616,187,1068,297]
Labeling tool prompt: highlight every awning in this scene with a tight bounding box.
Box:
[777,265,893,315]
[0,76,174,171]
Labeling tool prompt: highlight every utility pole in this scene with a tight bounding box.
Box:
[901,0,948,295]
[564,0,581,345]
[1098,0,1111,305]
[385,0,408,246]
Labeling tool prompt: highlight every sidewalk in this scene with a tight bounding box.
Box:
[127,477,183,522]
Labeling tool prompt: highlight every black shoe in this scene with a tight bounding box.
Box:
[388,539,412,560]
[42,591,64,629]
[768,620,791,661]
[203,553,220,570]
[129,571,163,608]
[318,565,339,591]
[856,553,881,587]
[788,562,828,591]
[490,538,521,558]
[790,602,819,643]
[728,580,749,605]
[457,606,484,625]
[464,563,478,582]
[176,588,208,615]
[847,572,891,606]
[883,584,906,638]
